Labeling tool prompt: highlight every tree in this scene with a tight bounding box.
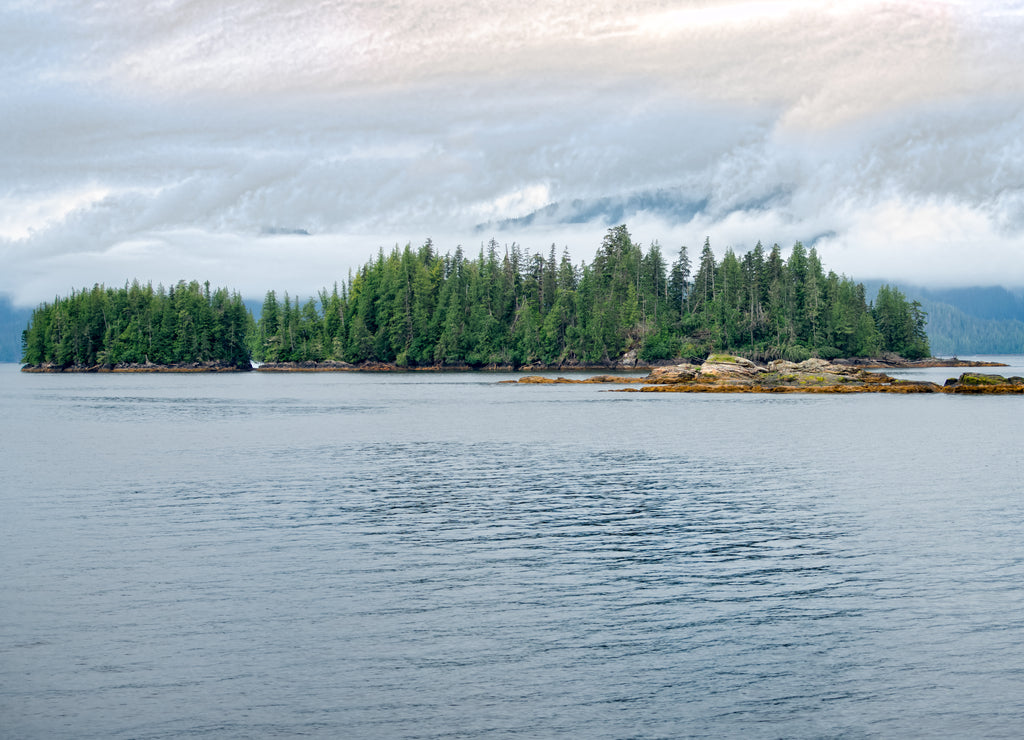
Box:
[691,237,716,322]
[22,225,931,369]
[668,245,691,317]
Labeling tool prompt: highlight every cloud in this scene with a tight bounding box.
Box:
[3,1,1024,304]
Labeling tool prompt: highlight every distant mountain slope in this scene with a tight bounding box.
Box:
[475,187,845,247]
[477,189,710,231]
[0,296,33,363]
[864,282,1024,356]
[919,301,1024,355]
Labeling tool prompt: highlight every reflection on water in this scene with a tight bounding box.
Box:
[1,364,1023,738]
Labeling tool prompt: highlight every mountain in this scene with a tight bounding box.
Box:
[477,188,710,231]
[864,282,1024,356]
[475,187,846,248]
[914,287,1024,356]
[914,286,1024,322]
[0,296,33,363]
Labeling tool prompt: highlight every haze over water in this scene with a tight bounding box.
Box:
[2,360,1024,738]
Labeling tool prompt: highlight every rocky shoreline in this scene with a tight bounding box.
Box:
[504,355,1024,395]
[830,356,1007,369]
[19,354,1013,379]
[20,360,250,373]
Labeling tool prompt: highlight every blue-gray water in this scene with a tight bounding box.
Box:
[2,359,1023,739]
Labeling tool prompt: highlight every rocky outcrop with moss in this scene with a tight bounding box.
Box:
[942,373,1024,394]
[636,355,938,393]
[505,355,1024,394]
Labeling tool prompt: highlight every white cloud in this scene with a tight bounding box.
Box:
[3,0,1024,304]
[0,185,112,241]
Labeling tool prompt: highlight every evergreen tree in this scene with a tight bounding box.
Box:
[22,226,933,369]
[668,245,691,317]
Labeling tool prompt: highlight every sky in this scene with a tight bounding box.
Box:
[2,0,1024,305]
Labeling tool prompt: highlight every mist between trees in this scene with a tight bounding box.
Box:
[21,225,929,368]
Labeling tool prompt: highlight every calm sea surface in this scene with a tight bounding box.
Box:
[2,358,1024,739]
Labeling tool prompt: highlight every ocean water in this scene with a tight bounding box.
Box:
[1,359,1023,739]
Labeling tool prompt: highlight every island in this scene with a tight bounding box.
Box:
[15,227,1016,379]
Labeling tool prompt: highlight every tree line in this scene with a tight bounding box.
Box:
[22,226,930,367]
[253,225,928,365]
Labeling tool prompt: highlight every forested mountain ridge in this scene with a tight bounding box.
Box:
[880,285,1024,355]
[921,303,1024,355]
[1,295,32,364]
[19,226,932,368]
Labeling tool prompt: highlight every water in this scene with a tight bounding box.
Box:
[1,359,1023,739]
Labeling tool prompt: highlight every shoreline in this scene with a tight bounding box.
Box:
[19,354,1011,372]
[19,355,1011,374]
[20,361,250,373]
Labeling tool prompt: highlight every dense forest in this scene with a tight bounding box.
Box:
[20,280,253,367]
[898,285,1024,356]
[21,226,930,367]
[250,226,928,365]
[919,301,1024,355]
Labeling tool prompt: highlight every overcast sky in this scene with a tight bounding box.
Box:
[2,0,1023,305]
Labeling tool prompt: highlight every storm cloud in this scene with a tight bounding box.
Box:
[3,0,1023,304]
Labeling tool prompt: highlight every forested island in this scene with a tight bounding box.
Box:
[21,225,931,371]
[21,280,252,370]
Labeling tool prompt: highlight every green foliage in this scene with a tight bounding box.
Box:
[21,281,253,367]
[873,285,931,359]
[919,300,1024,355]
[782,345,812,363]
[246,228,920,367]
[23,226,931,369]
[639,328,680,362]
[815,346,845,360]
[960,373,1006,386]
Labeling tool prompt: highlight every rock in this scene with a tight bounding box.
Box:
[767,359,799,373]
[623,353,941,393]
[511,375,563,384]
[959,373,1007,385]
[616,349,639,368]
[768,358,860,376]
[646,364,701,383]
[22,360,251,373]
[698,355,766,384]
[257,360,357,371]
[942,373,1024,394]
[581,374,643,383]
[501,354,1018,395]
[503,374,648,385]
[794,358,831,373]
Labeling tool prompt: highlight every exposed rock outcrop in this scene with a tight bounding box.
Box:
[21,361,250,373]
[502,374,647,385]
[503,355,1024,394]
[257,360,357,371]
[697,355,767,383]
[645,363,701,383]
[942,373,1024,394]
[634,357,943,393]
